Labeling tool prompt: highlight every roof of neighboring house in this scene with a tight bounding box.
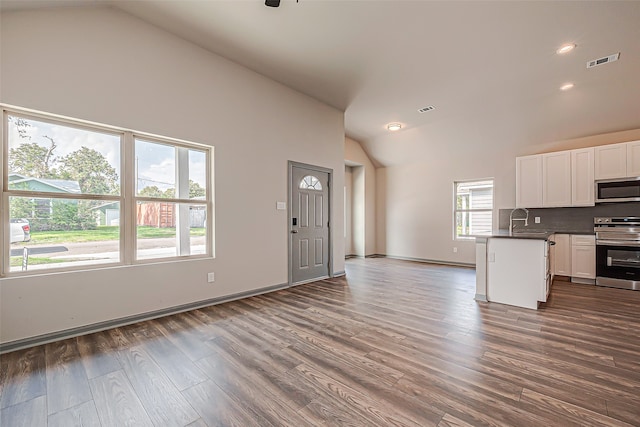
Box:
[90,201,119,211]
[8,173,81,193]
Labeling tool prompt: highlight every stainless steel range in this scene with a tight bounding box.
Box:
[594,217,640,290]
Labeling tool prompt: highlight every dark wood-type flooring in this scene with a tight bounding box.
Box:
[1,257,640,426]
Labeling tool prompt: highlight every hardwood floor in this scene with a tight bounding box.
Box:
[2,257,640,426]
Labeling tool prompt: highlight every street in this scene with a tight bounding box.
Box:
[10,236,207,272]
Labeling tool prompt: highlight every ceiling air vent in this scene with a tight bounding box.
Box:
[586,53,620,69]
[418,105,435,113]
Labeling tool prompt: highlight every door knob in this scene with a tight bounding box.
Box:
[291,230,298,233]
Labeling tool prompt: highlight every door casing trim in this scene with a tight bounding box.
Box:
[288,161,333,286]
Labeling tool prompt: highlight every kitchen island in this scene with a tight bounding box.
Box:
[475,232,552,310]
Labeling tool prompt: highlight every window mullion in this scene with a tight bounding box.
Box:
[176,147,190,256]
[123,132,135,264]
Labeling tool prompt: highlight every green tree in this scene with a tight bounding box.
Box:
[189,180,205,198]
[59,147,118,195]
[8,142,57,178]
[138,185,164,198]
[138,181,204,199]
[9,197,35,220]
[50,200,96,231]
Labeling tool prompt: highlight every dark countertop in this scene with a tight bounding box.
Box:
[476,231,553,240]
[474,230,595,241]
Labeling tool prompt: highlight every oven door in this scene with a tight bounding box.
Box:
[596,243,640,289]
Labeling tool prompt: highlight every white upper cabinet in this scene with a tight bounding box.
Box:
[627,140,640,177]
[516,155,543,208]
[542,151,571,207]
[595,143,627,179]
[571,148,595,206]
[517,140,637,208]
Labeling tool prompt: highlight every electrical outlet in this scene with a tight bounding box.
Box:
[207,272,215,283]
[453,247,458,253]
[535,217,541,224]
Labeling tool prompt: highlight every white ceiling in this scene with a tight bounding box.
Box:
[3,1,640,166]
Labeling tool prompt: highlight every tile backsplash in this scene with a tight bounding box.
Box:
[498,202,640,234]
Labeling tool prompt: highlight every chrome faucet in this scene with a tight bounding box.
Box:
[509,208,529,234]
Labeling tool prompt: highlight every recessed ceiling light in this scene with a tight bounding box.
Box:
[556,43,576,54]
[560,83,575,91]
[387,123,402,131]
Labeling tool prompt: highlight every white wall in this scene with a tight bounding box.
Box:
[0,7,345,344]
[344,137,376,256]
[351,165,365,256]
[375,167,387,255]
[374,122,640,265]
[344,166,353,256]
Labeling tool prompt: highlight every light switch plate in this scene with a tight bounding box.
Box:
[207,272,215,283]
[535,217,541,224]
[276,201,286,210]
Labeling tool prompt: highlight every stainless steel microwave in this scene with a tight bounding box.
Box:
[596,177,640,203]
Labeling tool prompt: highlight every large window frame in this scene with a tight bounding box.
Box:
[454,179,494,240]
[1,105,214,276]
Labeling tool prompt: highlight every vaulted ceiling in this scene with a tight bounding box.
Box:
[3,1,640,166]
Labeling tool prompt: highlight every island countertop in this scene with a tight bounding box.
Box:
[474,230,594,242]
[474,231,553,241]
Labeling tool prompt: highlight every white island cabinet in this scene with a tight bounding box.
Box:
[476,236,550,310]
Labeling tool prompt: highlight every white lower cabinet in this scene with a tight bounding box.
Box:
[550,234,595,282]
[571,235,596,280]
[552,234,571,276]
[487,238,547,310]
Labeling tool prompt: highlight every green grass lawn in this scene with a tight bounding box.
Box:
[26,226,206,244]
[10,257,68,267]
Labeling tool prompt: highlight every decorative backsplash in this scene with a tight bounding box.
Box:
[498,202,640,233]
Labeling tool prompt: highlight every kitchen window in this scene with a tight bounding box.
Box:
[1,106,213,275]
[454,179,493,239]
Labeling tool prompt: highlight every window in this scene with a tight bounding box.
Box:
[454,179,493,239]
[299,175,322,191]
[134,138,208,260]
[1,107,213,275]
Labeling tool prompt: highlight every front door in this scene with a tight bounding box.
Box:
[290,162,331,285]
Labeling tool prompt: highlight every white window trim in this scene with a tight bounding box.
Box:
[453,178,494,240]
[1,104,214,277]
[131,134,213,265]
